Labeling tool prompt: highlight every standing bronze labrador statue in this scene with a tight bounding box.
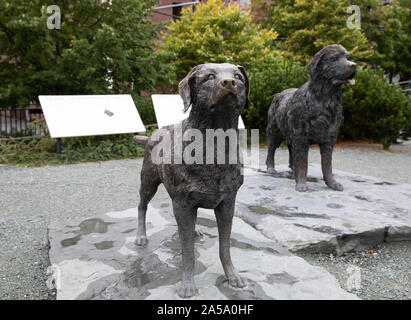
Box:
[266,44,357,192]
[133,63,249,298]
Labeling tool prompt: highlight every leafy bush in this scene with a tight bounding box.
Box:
[158,0,279,83]
[0,0,167,108]
[341,67,411,148]
[0,134,144,167]
[354,0,411,76]
[253,0,373,64]
[133,95,156,125]
[245,58,309,132]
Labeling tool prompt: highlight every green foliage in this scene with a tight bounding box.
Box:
[255,0,373,64]
[390,0,411,74]
[341,67,411,148]
[0,134,145,167]
[0,0,168,107]
[357,0,411,74]
[252,0,410,74]
[132,95,156,125]
[245,57,309,131]
[158,0,279,83]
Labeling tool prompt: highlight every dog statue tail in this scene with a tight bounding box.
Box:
[133,135,149,146]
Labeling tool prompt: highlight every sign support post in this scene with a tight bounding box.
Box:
[57,138,62,154]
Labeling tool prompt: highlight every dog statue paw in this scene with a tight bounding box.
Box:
[177,282,198,298]
[327,181,344,191]
[267,167,277,174]
[295,183,308,192]
[194,229,204,238]
[135,235,148,247]
[228,274,247,288]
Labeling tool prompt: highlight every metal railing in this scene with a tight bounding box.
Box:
[395,80,411,96]
[0,107,45,139]
[153,1,200,20]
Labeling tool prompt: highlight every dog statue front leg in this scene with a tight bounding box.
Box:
[293,142,309,192]
[172,201,198,298]
[215,197,246,288]
[320,143,343,191]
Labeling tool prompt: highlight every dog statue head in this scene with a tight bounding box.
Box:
[308,44,357,86]
[178,63,249,125]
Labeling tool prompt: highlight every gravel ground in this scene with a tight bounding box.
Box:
[258,143,411,184]
[0,145,410,300]
[262,145,411,300]
[297,241,411,300]
[0,159,169,300]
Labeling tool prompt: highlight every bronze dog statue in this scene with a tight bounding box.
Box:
[266,44,357,192]
[134,63,249,297]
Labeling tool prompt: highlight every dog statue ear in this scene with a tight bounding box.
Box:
[237,65,250,109]
[179,66,199,113]
[307,50,325,78]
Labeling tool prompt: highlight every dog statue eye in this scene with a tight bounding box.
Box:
[234,73,243,81]
[207,74,215,80]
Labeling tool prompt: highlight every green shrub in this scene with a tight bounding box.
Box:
[132,95,156,125]
[0,0,166,108]
[0,134,144,167]
[254,0,373,64]
[158,0,279,83]
[341,67,411,148]
[245,58,309,132]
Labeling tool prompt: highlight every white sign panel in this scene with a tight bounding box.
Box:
[151,94,245,129]
[39,95,145,138]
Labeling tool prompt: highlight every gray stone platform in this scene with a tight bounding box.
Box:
[237,165,411,254]
[47,164,410,300]
[48,205,357,300]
